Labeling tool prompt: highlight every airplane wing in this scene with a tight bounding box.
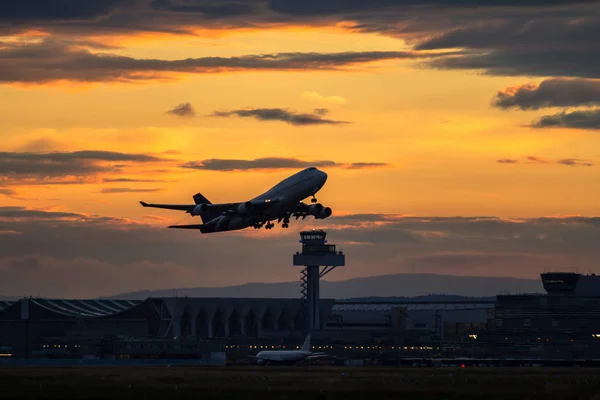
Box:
[140,199,279,215]
[306,353,329,360]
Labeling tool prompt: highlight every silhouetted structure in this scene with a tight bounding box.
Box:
[484,272,600,359]
[293,230,345,331]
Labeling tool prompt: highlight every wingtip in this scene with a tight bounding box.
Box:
[140,201,148,207]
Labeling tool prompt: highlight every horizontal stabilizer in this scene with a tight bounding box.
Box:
[168,224,205,229]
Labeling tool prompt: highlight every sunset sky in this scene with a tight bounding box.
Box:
[1,0,600,298]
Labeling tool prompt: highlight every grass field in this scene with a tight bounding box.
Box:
[1,366,600,399]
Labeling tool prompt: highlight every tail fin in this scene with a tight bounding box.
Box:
[193,193,211,205]
[301,333,311,352]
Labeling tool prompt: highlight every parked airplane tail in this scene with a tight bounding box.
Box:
[193,193,211,205]
[301,333,311,352]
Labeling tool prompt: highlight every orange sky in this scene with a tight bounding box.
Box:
[1,3,599,296]
[1,27,598,223]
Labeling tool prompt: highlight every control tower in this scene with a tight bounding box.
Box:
[293,230,345,331]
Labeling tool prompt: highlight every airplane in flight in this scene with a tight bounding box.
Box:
[140,167,332,233]
[250,333,328,365]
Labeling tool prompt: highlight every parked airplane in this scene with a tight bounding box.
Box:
[251,333,328,365]
[140,167,332,233]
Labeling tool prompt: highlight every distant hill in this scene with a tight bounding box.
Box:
[106,273,544,300]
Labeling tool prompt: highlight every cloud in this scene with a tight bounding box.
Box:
[1,0,591,37]
[345,162,390,169]
[2,207,600,296]
[268,0,591,16]
[493,79,600,110]
[211,107,349,125]
[556,158,594,167]
[0,255,199,298]
[166,102,196,117]
[0,0,127,21]
[0,188,18,197]
[532,109,600,130]
[526,156,549,164]
[495,156,593,167]
[0,206,130,224]
[180,157,390,171]
[301,91,346,105]
[15,137,63,152]
[0,150,171,186]
[151,0,258,17]
[0,39,448,85]
[103,178,168,183]
[1,2,594,87]
[99,188,164,194]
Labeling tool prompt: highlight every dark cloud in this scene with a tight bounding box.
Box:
[416,17,600,51]
[1,207,600,297]
[180,157,389,171]
[100,188,164,194]
[211,108,349,125]
[556,158,594,167]
[0,0,593,37]
[166,102,196,117]
[526,156,549,164]
[426,48,600,79]
[493,79,600,110]
[0,150,171,186]
[0,2,596,86]
[7,256,40,270]
[0,188,18,197]
[151,0,258,18]
[532,109,600,130]
[0,39,446,84]
[103,178,168,183]
[345,162,390,169]
[268,0,593,17]
[495,156,593,167]
[0,206,105,222]
[0,0,128,21]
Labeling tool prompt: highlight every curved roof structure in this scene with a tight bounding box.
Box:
[31,299,142,318]
[0,300,14,311]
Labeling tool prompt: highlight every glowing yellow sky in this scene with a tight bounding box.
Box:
[1,27,599,224]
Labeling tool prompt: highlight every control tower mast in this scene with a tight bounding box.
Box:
[293,230,345,331]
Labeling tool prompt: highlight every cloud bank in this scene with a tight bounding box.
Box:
[2,207,600,297]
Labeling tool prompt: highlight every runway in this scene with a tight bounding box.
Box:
[1,365,599,399]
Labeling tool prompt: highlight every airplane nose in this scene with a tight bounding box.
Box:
[320,170,327,184]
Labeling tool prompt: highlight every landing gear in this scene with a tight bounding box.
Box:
[264,222,274,229]
[311,195,317,203]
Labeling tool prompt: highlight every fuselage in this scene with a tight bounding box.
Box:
[214,167,327,231]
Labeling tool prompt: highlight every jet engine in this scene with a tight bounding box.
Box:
[236,201,253,214]
[308,203,323,216]
[317,207,332,219]
[215,216,230,231]
[190,203,208,216]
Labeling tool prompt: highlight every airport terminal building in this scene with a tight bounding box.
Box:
[0,272,599,360]
[0,230,599,361]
